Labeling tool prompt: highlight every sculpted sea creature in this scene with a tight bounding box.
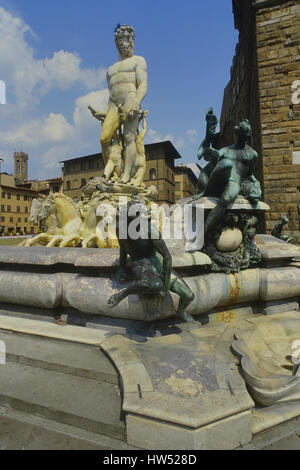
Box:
[271,215,293,243]
[21,192,119,248]
[232,316,300,406]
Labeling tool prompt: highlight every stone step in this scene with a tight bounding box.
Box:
[0,405,135,450]
[0,331,118,384]
[0,361,125,441]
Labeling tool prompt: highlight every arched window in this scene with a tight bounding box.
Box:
[81,178,87,188]
[16,160,20,173]
[66,181,71,190]
[149,168,157,180]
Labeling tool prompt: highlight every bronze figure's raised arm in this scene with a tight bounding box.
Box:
[195,112,262,239]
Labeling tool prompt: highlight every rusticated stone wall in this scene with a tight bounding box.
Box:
[256,1,300,241]
[221,0,300,241]
[220,0,261,154]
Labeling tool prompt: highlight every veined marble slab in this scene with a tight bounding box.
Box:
[0,246,211,269]
[180,195,270,211]
[256,234,300,260]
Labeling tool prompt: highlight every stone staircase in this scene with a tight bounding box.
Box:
[0,330,134,450]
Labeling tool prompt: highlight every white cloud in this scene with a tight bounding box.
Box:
[1,113,74,148]
[73,89,109,129]
[42,144,71,170]
[172,138,184,150]
[0,6,106,107]
[0,5,193,179]
[145,128,164,143]
[146,128,184,151]
[39,89,109,173]
[186,129,197,142]
[0,6,108,177]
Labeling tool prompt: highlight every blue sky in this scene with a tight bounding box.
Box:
[0,0,238,179]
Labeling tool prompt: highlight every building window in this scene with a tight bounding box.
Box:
[17,217,21,222]
[1,205,4,212]
[7,193,11,199]
[9,217,13,222]
[17,194,20,200]
[25,207,28,213]
[0,216,4,222]
[1,192,5,198]
[30,227,34,233]
[16,160,20,173]
[17,206,20,212]
[66,181,71,190]
[25,218,28,223]
[7,205,11,211]
[149,168,157,180]
[24,195,28,201]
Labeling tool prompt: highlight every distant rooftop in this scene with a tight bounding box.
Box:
[175,163,198,186]
[60,140,182,164]
[0,183,40,193]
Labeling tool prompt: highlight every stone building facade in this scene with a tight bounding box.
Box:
[174,164,198,201]
[61,153,104,201]
[220,0,300,241]
[61,141,183,205]
[0,152,63,235]
[0,171,39,235]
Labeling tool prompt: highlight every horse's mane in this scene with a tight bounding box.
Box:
[50,192,82,217]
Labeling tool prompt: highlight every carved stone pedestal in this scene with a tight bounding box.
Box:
[191,196,270,273]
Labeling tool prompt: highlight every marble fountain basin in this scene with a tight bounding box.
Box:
[232,315,300,406]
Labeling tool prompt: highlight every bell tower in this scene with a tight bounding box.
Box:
[14,151,28,182]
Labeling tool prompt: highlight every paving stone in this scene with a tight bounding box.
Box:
[0,362,125,440]
[0,331,118,384]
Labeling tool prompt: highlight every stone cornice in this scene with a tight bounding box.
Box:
[252,0,290,10]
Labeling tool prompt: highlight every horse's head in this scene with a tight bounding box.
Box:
[29,198,43,224]
[39,195,55,221]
